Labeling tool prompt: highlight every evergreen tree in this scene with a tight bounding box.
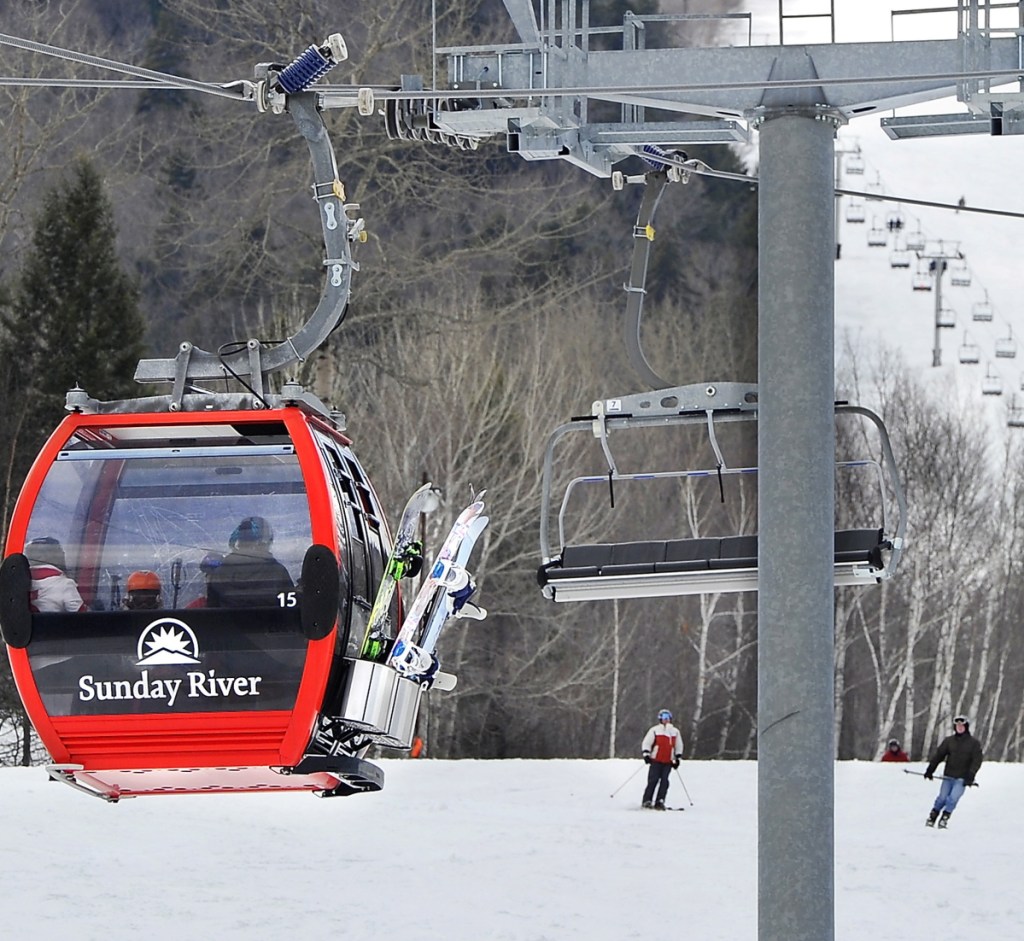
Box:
[0,156,145,529]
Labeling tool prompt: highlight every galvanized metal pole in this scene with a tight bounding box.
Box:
[933,260,944,367]
[757,110,837,941]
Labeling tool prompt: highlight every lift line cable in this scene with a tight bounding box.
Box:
[833,187,1024,220]
[658,155,1024,222]
[4,29,1024,103]
[0,31,249,101]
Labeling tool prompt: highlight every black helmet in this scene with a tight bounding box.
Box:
[230,516,273,549]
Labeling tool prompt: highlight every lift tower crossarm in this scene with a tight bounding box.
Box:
[430,16,1024,175]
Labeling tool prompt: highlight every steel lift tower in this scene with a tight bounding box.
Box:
[379,2,1024,938]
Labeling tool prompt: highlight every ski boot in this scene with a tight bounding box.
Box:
[937,811,951,830]
[925,808,939,828]
[654,800,666,811]
[642,800,652,809]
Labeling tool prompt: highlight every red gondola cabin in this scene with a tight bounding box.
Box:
[0,404,422,799]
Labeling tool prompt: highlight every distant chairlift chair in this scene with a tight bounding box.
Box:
[536,382,907,602]
[972,294,994,322]
[958,332,980,364]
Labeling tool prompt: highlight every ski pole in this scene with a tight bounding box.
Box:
[674,766,694,806]
[903,769,978,786]
[610,763,644,798]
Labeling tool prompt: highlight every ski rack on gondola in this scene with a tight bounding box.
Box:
[537,381,907,601]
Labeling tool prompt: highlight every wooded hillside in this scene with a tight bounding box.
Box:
[2,0,1021,765]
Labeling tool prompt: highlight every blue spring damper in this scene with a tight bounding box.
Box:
[278,44,337,94]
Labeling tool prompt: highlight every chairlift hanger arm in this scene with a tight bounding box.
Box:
[619,158,682,391]
[133,91,362,394]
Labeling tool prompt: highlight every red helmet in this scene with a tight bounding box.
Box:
[127,570,161,592]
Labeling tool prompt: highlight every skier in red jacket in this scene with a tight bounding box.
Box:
[641,709,684,810]
[880,738,909,762]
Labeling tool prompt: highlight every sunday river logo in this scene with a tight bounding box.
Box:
[76,617,265,708]
[136,618,201,665]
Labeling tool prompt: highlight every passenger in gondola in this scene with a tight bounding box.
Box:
[25,536,87,613]
[123,570,162,610]
[205,516,294,608]
[881,738,909,762]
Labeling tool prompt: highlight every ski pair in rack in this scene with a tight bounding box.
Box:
[361,484,489,688]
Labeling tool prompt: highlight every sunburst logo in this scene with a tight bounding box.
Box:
[136,618,201,666]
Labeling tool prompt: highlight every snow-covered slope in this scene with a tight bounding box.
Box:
[3,758,1021,940]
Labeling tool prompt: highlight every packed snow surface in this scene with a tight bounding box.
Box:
[2,758,1021,940]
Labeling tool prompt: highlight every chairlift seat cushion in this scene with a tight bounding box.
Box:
[541,544,611,582]
[711,535,758,569]
[603,541,666,576]
[656,538,717,572]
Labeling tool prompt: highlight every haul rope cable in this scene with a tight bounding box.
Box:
[4,29,1024,102]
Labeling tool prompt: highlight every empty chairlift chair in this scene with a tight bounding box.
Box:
[905,228,926,252]
[1008,397,1024,428]
[867,221,888,247]
[938,306,956,329]
[889,245,911,269]
[911,265,932,292]
[536,383,907,602]
[950,260,972,287]
[972,294,994,322]
[958,332,980,364]
[982,364,1004,396]
[845,199,866,224]
[845,152,865,175]
[995,326,1018,359]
